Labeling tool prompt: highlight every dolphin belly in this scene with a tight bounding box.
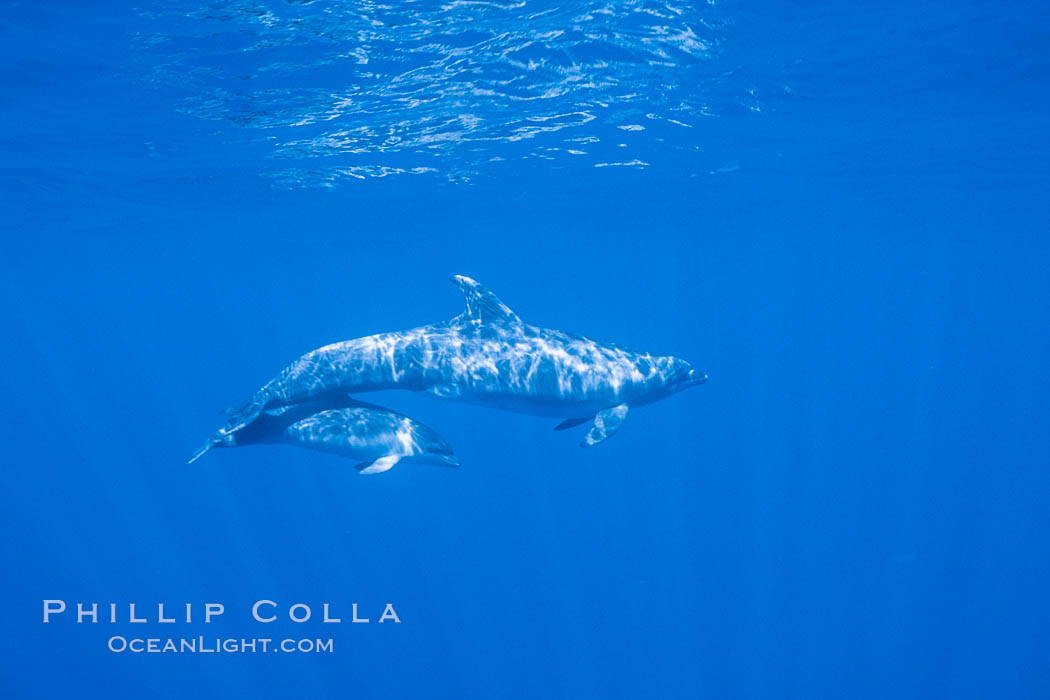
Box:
[421,331,651,417]
[427,386,612,418]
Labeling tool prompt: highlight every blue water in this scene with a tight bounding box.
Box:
[3,1,1050,698]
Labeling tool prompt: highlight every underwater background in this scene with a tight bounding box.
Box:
[2,0,1050,698]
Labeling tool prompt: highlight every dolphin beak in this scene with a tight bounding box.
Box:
[690,369,708,385]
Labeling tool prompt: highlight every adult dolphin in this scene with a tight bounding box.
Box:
[190,396,459,473]
[217,276,706,447]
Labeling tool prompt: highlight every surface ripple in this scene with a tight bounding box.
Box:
[137,0,750,185]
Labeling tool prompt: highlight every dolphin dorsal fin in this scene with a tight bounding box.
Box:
[450,275,522,328]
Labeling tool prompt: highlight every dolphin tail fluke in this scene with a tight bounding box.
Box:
[224,398,267,434]
[187,439,217,464]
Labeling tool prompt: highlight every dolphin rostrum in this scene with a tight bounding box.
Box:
[215,275,706,448]
[189,397,459,473]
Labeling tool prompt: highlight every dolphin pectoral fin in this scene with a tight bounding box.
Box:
[449,275,523,328]
[581,404,630,447]
[356,455,401,475]
[428,384,461,399]
[554,416,591,431]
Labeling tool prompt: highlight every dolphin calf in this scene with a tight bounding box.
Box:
[217,275,706,447]
[189,397,459,473]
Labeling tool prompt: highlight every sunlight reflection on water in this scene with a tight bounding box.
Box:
[137,0,757,185]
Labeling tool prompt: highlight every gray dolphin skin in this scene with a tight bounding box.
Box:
[213,275,706,449]
[190,397,459,473]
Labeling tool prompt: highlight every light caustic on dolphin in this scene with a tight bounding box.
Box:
[189,396,459,472]
[199,275,706,459]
